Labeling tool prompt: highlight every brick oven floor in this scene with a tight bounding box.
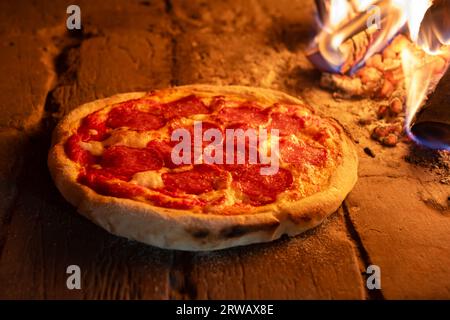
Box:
[0,0,449,299]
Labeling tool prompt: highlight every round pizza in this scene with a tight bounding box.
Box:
[48,85,357,251]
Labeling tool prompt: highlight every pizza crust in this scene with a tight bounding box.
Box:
[48,85,358,251]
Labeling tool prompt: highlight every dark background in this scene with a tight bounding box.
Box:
[0,0,449,299]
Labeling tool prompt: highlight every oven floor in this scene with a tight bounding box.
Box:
[0,0,449,299]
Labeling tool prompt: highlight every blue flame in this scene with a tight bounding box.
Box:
[407,125,450,151]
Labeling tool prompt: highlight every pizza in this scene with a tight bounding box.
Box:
[48,85,358,251]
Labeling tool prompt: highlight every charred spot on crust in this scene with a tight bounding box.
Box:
[220,226,248,238]
[300,215,312,222]
[220,221,280,238]
[189,229,210,239]
[288,213,313,224]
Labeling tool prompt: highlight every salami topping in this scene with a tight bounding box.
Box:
[163,95,210,118]
[65,134,98,165]
[209,96,226,111]
[147,140,178,169]
[107,103,165,131]
[269,113,305,135]
[217,104,269,126]
[209,96,241,111]
[280,140,327,166]
[78,112,108,141]
[100,146,163,179]
[234,166,293,205]
[79,169,145,198]
[162,164,228,195]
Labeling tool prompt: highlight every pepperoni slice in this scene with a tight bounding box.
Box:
[162,164,228,195]
[269,113,305,135]
[209,96,241,112]
[79,169,144,198]
[280,140,327,166]
[78,112,108,141]
[147,140,179,169]
[217,103,269,127]
[107,102,165,131]
[163,95,210,118]
[100,146,163,180]
[209,96,226,112]
[234,166,293,205]
[65,134,98,165]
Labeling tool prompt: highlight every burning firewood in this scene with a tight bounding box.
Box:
[320,34,449,147]
[308,0,450,149]
[320,35,446,99]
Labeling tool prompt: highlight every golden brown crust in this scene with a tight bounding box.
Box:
[48,85,358,251]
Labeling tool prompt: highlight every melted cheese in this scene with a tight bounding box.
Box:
[79,130,154,155]
[80,141,104,156]
[130,171,164,189]
[295,109,310,118]
[222,188,237,206]
[259,132,280,154]
[103,130,155,148]
[191,114,208,121]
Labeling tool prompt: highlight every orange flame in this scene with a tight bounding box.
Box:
[399,1,450,149]
[403,0,432,42]
[401,47,434,129]
[329,0,352,28]
[313,0,437,71]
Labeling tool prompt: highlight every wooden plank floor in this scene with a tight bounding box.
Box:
[0,0,448,299]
